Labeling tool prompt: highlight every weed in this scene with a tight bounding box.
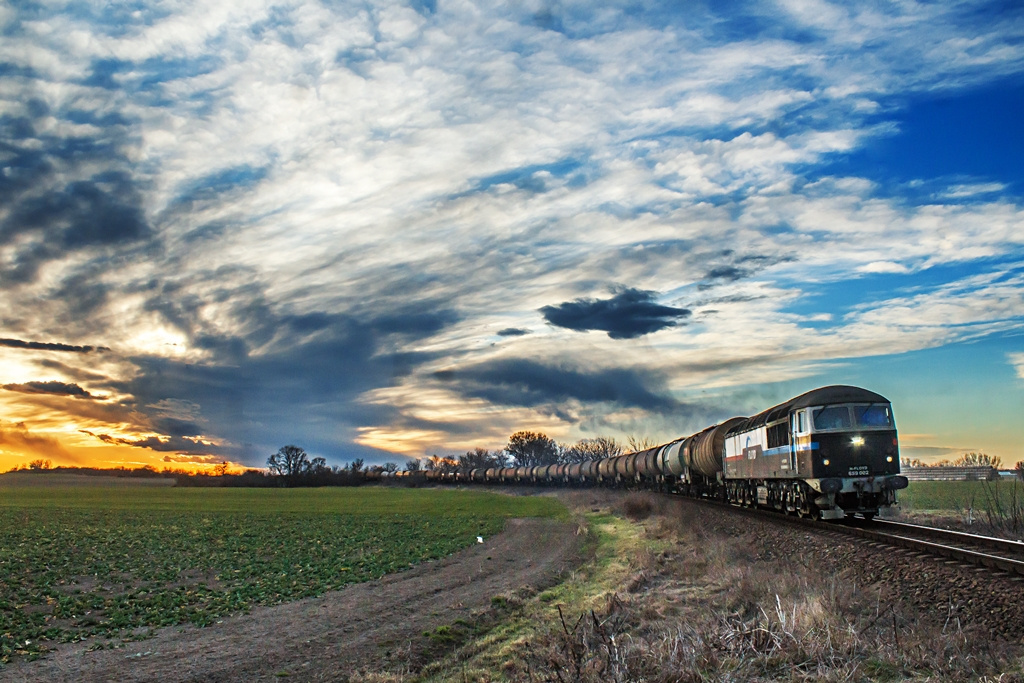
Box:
[620,493,655,520]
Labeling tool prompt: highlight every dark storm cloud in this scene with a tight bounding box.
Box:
[163,454,223,465]
[82,431,226,456]
[2,380,95,399]
[540,288,691,339]
[0,84,151,287]
[705,265,749,281]
[0,338,108,353]
[435,358,679,413]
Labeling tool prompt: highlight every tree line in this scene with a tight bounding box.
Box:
[901,452,1007,469]
[416,431,627,475]
[261,431,629,486]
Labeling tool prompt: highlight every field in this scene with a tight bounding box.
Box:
[5,484,1024,680]
[898,478,1024,512]
[897,479,1024,537]
[0,481,566,665]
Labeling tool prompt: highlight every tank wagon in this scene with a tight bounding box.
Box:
[426,385,908,520]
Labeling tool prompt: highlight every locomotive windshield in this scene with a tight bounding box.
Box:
[854,403,893,428]
[812,403,894,431]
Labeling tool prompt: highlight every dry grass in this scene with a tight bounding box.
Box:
[619,492,658,521]
[381,494,1024,682]
[516,498,1024,683]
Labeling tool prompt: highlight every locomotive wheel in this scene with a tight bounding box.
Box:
[797,487,814,518]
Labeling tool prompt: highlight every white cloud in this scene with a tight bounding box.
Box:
[857,261,909,274]
[1010,353,1024,381]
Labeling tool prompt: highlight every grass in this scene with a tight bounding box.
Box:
[898,479,1024,537]
[0,484,566,665]
[0,482,568,517]
[414,491,1024,682]
[899,479,1024,513]
[416,491,664,682]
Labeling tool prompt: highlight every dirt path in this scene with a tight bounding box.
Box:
[3,518,582,682]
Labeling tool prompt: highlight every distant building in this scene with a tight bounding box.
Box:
[903,466,999,481]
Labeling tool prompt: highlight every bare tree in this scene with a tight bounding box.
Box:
[625,434,657,453]
[506,431,558,467]
[348,458,364,473]
[562,437,623,464]
[491,450,511,468]
[383,462,399,473]
[267,445,310,478]
[458,447,495,474]
[425,454,458,473]
[28,459,52,470]
[953,452,1002,468]
[1016,461,1024,481]
[405,458,422,472]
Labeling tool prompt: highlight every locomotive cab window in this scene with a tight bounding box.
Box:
[795,410,808,434]
[853,403,894,429]
[811,403,895,432]
[812,405,852,431]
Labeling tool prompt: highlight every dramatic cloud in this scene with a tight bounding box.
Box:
[0,339,107,354]
[83,431,226,457]
[0,0,1022,468]
[0,421,80,464]
[435,359,679,413]
[3,381,95,399]
[540,289,692,339]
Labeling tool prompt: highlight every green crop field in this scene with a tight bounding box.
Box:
[0,482,566,664]
[898,479,1024,513]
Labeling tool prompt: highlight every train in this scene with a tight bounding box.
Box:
[426,385,909,521]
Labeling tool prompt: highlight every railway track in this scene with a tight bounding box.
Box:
[673,494,1024,577]
[847,518,1024,577]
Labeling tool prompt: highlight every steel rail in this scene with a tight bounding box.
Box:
[866,518,1024,556]
[838,525,1024,577]
[671,494,1024,577]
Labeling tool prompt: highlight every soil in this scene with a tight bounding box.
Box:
[2,518,583,683]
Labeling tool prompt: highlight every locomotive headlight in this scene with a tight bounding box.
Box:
[886,456,893,462]
[823,459,830,466]
[851,436,865,447]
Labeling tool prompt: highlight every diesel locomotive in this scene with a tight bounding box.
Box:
[430,385,909,521]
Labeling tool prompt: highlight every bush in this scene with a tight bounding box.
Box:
[620,492,655,520]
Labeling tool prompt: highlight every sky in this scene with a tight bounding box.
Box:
[1,0,1023,472]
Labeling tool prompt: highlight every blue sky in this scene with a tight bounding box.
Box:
[1,0,1022,470]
